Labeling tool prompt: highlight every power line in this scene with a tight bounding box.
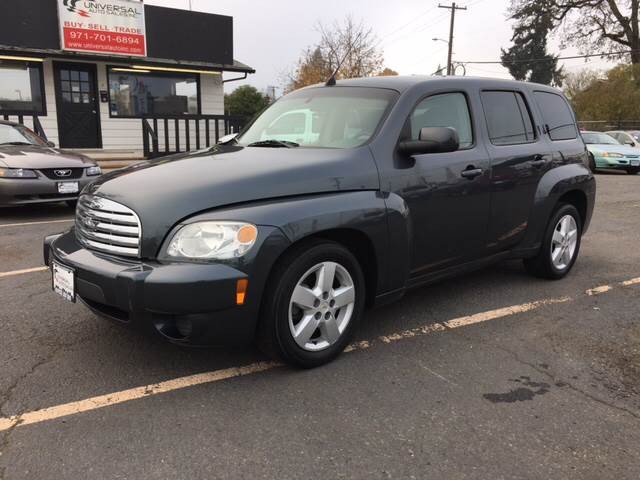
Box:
[459,50,636,65]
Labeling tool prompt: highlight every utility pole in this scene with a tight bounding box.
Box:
[438,2,467,75]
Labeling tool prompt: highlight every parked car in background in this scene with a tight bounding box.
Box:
[582,131,640,174]
[0,121,101,207]
[606,130,640,148]
[44,76,595,368]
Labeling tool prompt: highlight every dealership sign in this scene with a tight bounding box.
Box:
[57,0,146,57]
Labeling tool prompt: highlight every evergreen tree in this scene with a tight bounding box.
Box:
[501,1,563,86]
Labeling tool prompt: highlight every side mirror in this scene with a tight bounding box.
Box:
[217,133,238,145]
[398,127,460,156]
[46,140,56,148]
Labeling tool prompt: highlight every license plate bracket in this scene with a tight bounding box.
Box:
[52,261,76,303]
[57,181,79,194]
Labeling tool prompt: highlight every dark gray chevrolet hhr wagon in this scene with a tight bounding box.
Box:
[44,76,596,367]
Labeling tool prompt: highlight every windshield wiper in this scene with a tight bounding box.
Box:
[247,139,299,148]
[0,141,33,146]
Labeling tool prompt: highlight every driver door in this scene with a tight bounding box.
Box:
[389,92,492,277]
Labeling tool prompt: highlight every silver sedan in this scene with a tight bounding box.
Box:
[0,121,101,207]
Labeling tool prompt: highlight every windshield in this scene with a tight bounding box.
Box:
[0,124,47,146]
[582,132,620,145]
[236,87,398,149]
[629,131,640,141]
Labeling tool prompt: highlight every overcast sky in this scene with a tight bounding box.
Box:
[145,0,616,94]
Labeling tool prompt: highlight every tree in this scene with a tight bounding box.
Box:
[224,85,271,118]
[567,65,640,122]
[501,0,564,85]
[287,47,333,92]
[287,17,387,91]
[508,0,640,67]
[377,67,399,76]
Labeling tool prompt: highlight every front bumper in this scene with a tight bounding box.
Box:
[593,156,640,169]
[0,176,95,206]
[44,227,290,346]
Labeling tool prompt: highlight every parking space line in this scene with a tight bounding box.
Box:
[621,277,640,287]
[0,294,576,433]
[0,267,48,279]
[586,285,613,296]
[0,219,73,228]
[0,276,638,433]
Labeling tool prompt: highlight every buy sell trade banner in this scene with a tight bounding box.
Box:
[57,0,146,57]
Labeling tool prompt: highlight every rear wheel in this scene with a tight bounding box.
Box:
[258,240,365,368]
[587,152,597,173]
[524,203,582,280]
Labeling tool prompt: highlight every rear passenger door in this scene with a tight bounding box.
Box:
[480,90,551,253]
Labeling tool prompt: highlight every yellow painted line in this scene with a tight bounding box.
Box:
[0,218,73,228]
[621,277,640,287]
[0,266,48,278]
[586,285,613,296]
[0,362,278,432]
[0,275,639,432]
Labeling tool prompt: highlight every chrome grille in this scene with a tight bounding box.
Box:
[75,195,141,257]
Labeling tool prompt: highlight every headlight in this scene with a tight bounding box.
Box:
[86,165,102,176]
[0,167,37,178]
[602,152,624,158]
[166,221,258,260]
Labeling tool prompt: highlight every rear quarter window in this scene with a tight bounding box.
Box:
[534,91,578,141]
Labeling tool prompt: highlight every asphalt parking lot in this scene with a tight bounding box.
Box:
[1,172,639,479]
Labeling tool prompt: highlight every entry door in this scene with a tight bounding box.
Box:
[54,63,101,148]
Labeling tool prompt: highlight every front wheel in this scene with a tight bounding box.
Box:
[626,167,639,175]
[258,240,365,368]
[524,203,582,279]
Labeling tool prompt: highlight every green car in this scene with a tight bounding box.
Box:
[582,131,640,175]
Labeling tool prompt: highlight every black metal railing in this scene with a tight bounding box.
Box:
[142,114,246,158]
[2,113,48,140]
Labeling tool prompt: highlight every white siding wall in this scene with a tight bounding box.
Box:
[26,58,224,152]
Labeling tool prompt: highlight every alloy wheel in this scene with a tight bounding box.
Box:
[550,214,578,270]
[288,261,356,352]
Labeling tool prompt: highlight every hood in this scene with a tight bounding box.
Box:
[85,145,380,257]
[0,145,95,169]
[586,144,640,156]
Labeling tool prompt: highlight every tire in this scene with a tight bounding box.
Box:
[523,203,582,280]
[587,152,597,173]
[626,167,639,175]
[66,200,78,209]
[257,240,366,368]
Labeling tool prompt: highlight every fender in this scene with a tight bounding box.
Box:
[163,190,408,302]
[521,163,596,250]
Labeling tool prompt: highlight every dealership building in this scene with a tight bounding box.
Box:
[0,0,254,159]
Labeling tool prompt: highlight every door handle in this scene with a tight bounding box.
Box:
[530,155,547,168]
[461,167,483,179]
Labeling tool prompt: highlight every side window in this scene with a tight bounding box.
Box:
[481,91,536,145]
[533,91,578,141]
[410,92,473,149]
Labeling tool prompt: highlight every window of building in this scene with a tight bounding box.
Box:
[410,93,473,149]
[534,91,578,141]
[481,91,536,145]
[107,68,200,117]
[0,61,45,114]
